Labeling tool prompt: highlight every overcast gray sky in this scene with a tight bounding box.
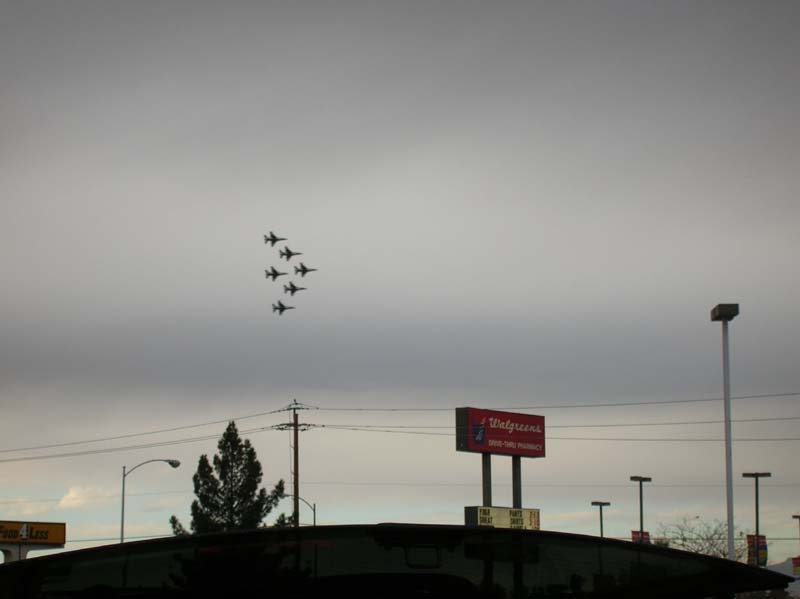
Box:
[1,1,799,563]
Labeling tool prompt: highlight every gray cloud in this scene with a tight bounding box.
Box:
[1,0,799,563]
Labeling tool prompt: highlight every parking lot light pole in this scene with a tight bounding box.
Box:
[630,476,652,542]
[591,501,611,538]
[711,303,739,560]
[742,472,771,545]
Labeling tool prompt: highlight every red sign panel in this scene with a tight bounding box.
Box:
[631,531,651,544]
[456,408,545,458]
[746,534,768,567]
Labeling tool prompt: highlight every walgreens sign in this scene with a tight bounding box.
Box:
[456,408,545,458]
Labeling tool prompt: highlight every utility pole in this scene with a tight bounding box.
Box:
[274,400,317,528]
[293,403,299,527]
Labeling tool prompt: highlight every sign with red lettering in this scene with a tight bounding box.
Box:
[456,408,545,458]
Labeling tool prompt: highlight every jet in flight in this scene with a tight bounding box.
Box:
[264,266,287,281]
[272,300,295,315]
[279,246,303,261]
[294,262,318,277]
[264,231,287,246]
[283,281,307,296]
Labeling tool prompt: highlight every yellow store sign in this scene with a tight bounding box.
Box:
[0,521,66,545]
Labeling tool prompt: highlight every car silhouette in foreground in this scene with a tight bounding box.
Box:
[0,524,791,598]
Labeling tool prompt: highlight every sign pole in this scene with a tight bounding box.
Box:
[512,456,522,509]
[482,453,492,507]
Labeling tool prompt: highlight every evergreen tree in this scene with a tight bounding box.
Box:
[170,421,286,534]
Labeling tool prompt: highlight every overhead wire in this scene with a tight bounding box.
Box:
[0,392,796,464]
[0,408,287,455]
[320,425,800,442]
[309,416,800,430]
[0,424,287,464]
[2,392,798,457]
[315,392,800,411]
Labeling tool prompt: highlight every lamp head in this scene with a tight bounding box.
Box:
[711,304,739,322]
[167,460,181,468]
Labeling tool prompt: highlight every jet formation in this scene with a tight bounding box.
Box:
[263,231,317,315]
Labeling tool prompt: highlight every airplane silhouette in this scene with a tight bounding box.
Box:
[279,246,303,261]
[283,281,307,296]
[264,231,287,246]
[264,266,287,281]
[294,262,318,277]
[272,300,295,315]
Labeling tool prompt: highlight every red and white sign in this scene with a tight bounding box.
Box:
[456,408,545,458]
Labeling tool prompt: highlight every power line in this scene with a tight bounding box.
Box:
[2,392,796,457]
[0,408,286,455]
[316,392,800,411]
[301,481,800,489]
[0,425,284,465]
[321,425,800,442]
[4,419,797,466]
[315,416,800,430]
[4,482,799,508]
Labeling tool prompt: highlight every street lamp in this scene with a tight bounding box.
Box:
[591,501,610,538]
[630,476,652,542]
[711,302,739,560]
[120,459,180,543]
[742,472,771,548]
[284,494,316,526]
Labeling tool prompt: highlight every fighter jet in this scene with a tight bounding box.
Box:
[283,281,307,296]
[294,262,318,277]
[264,266,287,281]
[279,246,303,261]
[263,231,287,246]
[272,300,295,315]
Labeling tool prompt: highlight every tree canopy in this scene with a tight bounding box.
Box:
[170,421,286,534]
[656,515,748,560]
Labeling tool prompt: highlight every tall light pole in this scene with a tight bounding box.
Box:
[591,501,610,538]
[630,476,651,542]
[742,472,771,554]
[711,303,739,560]
[121,459,180,543]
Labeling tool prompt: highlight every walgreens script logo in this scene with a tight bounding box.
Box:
[486,417,542,435]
